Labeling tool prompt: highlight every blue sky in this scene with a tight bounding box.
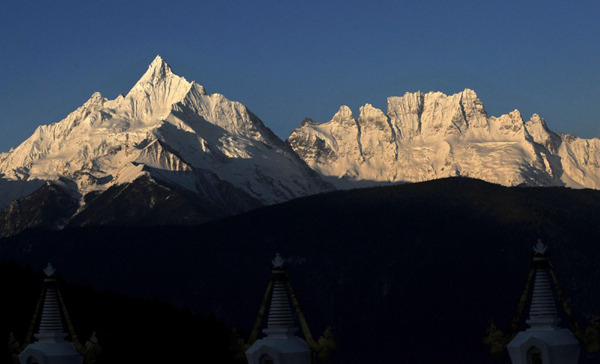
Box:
[0,0,599,152]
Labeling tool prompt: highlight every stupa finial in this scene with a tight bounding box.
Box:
[533,239,547,255]
[43,263,55,277]
[272,253,285,268]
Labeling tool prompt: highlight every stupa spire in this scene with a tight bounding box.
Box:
[18,263,85,364]
[36,264,68,343]
[526,242,560,330]
[485,240,600,359]
[505,241,581,364]
[240,253,336,363]
[264,253,296,336]
[244,253,311,364]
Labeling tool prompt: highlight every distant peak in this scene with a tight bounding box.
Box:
[529,113,544,123]
[527,114,549,130]
[83,92,105,106]
[190,81,208,95]
[337,105,353,115]
[462,88,477,97]
[359,103,385,118]
[360,103,385,112]
[300,117,319,127]
[331,106,355,124]
[508,109,523,120]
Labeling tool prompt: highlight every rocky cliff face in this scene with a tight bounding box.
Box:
[0,56,334,235]
[288,89,600,189]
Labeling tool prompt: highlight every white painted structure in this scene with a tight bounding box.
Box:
[19,264,83,364]
[507,242,581,364]
[245,254,312,364]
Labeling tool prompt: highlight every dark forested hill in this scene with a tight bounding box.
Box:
[1,177,600,364]
[0,261,234,364]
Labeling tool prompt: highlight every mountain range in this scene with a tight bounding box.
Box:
[1,56,600,236]
[289,89,600,189]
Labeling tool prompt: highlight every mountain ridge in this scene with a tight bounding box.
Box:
[288,89,600,189]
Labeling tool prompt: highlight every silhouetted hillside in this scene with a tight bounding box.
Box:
[0,261,235,364]
[1,177,599,363]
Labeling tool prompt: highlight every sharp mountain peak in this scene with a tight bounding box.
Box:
[135,55,177,86]
[0,56,334,222]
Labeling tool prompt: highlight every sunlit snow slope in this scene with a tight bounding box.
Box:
[0,56,333,212]
[288,90,600,189]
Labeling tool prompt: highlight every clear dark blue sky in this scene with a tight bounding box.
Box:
[1,0,599,152]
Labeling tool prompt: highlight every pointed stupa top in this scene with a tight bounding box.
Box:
[44,263,55,277]
[533,239,547,255]
[272,253,285,268]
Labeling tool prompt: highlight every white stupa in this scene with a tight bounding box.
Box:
[245,253,312,364]
[506,241,581,364]
[19,263,84,364]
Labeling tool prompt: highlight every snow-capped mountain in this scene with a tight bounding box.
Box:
[288,89,600,189]
[0,56,333,234]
